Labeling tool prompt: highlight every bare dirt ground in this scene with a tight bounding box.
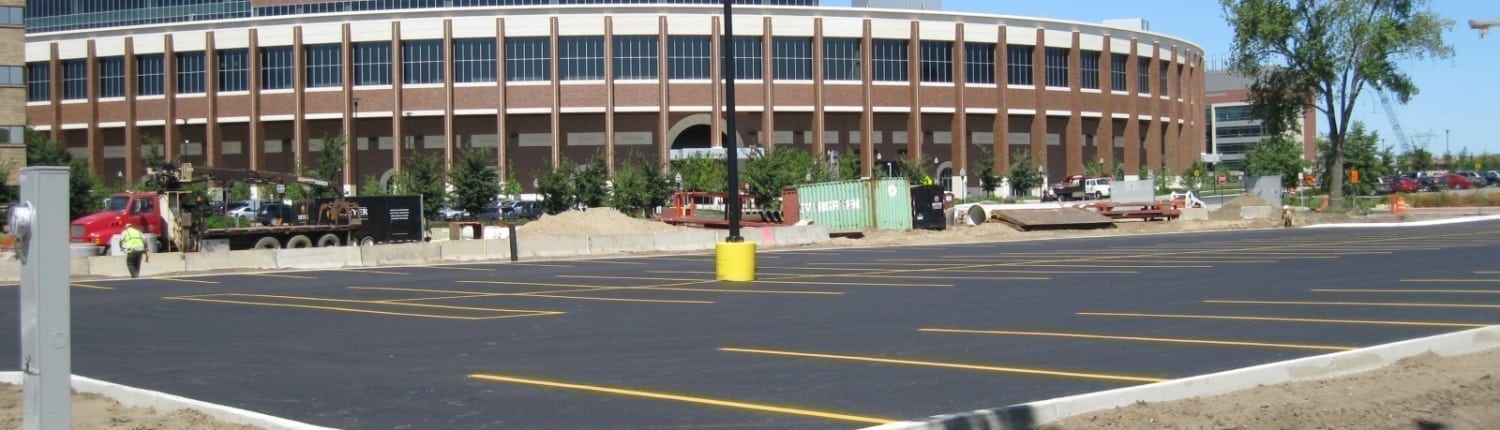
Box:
[8,201,1487,429]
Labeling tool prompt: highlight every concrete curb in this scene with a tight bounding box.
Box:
[1304,214,1500,228]
[863,324,1500,430]
[0,373,337,430]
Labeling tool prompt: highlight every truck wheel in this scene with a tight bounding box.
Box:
[317,234,341,247]
[359,236,376,246]
[253,237,281,249]
[1089,192,1101,200]
[286,235,313,249]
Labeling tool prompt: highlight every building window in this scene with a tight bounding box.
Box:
[823,38,861,81]
[99,57,125,98]
[1138,58,1151,94]
[136,54,164,96]
[506,37,550,82]
[0,66,19,86]
[772,37,812,80]
[1216,125,1266,138]
[613,35,658,80]
[559,36,604,81]
[1160,61,1170,96]
[919,41,952,83]
[353,42,392,86]
[730,36,762,80]
[218,49,248,92]
[871,39,907,82]
[60,59,87,100]
[261,46,293,90]
[964,42,995,84]
[402,40,443,84]
[1006,45,1032,86]
[1044,47,1068,88]
[26,62,48,102]
[0,126,22,144]
[1215,105,1254,122]
[176,52,205,94]
[1080,50,1100,90]
[305,44,342,88]
[453,38,496,83]
[668,36,710,80]
[1110,54,1127,91]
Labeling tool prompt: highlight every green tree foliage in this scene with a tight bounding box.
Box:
[895,155,934,186]
[25,128,104,218]
[448,146,501,216]
[1405,147,1434,172]
[501,160,523,198]
[361,174,389,196]
[1222,0,1451,208]
[537,159,576,215]
[229,182,251,202]
[975,146,1002,196]
[395,151,446,220]
[1083,158,1107,178]
[609,157,673,217]
[304,134,346,197]
[670,156,727,192]
[574,156,610,208]
[1244,135,1307,189]
[835,151,860,180]
[1006,150,1043,198]
[25,128,71,166]
[140,134,167,172]
[1180,160,1208,190]
[1315,123,1390,195]
[744,147,830,208]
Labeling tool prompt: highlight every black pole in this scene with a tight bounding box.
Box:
[722,0,743,242]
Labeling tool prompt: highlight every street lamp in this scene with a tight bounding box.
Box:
[351,97,361,194]
[1445,129,1450,168]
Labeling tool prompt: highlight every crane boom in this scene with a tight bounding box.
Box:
[1374,86,1412,154]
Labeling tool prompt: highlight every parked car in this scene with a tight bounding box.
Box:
[1486,170,1500,186]
[1457,171,1488,188]
[225,204,257,219]
[1439,173,1476,190]
[436,207,469,221]
[1385,176,1421,194]
[502,200,544,221]
[474,202,506,222]
[255,203,297,226]
[1415,175,1443,192]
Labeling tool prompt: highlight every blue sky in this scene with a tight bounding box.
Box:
[821,0,1499,156]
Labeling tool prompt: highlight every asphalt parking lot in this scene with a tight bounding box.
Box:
[3,220,1499,429]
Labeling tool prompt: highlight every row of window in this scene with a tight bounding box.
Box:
[27,37,1182,101]
[26,0,816,33]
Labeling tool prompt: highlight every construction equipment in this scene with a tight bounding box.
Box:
[1374,84,1413,155]
[1472,18,1499,38]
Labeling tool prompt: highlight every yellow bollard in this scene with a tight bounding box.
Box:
[715,241,756,282]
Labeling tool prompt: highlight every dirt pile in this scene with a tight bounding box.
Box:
[1209,194,1275,221]
[518,208,692,236]
[0,385,262,430]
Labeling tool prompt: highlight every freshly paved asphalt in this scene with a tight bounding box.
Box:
[3,220,1499,429]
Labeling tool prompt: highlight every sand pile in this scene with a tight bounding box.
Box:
[518,207,692,236]
[1209,194,1275,221]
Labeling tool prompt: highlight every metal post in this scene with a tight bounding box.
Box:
[17,166,72,430]
[722,0,743,242]
[507,223,518,262]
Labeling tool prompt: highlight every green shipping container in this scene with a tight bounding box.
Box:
[794,179,913,233]
[871,177,914,231]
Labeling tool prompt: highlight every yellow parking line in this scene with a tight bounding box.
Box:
[1206,299,1500,310]
[357,286,714,304]
[426,266,496,272]
[342,269,410,275]
[212,293,562,313]
[155,277,220,284]
[243,273,318,279]
[163,296,560,320]
[1079,312,1491,328]
[70,283,115,290]
[1313,288,1500,295]
[719,347,1164,384]
[752,267,1139,274]
[467,373,893,425]
[521,294,714,304]
[1478,271,1500,275]
[558,275,951,288]
[1401,278,1500,283]
[586,260,651,265]
[452,281,840,295]
[919,328,1354,352]
[505,263,575,268]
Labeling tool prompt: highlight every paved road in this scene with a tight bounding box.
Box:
[3,221,1499,429]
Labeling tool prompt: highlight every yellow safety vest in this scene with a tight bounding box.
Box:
[121,227,146,251]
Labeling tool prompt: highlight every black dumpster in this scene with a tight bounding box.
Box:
[910,185,947,230]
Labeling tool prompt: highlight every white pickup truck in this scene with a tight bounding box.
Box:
[1043,176,1112,201]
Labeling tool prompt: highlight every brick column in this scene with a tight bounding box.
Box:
[205,32,220,168]
[1066,31,1083,176]
[812,18,826,157]
[1122,37,1139,177]
[992,27,1008,174]
[950,23,967,188]
[1097,35,1114,172]
[1029,28,1045,172]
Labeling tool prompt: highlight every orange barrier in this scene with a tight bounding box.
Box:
[1391,195,1409,216]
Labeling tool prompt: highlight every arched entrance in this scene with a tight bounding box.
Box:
[672,124,713,150]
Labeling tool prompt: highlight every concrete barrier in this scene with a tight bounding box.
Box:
[773,225,831,246]
[87,252,188,278]
[1179,207,1210,221]
[0,259,17,282]
[436,239,489,262]
[588,234,657,254]
[482,238,513,261]
[0,372,336,430]
[184,249,277,274]
[514,234,590,258]
[653,230,722,252]
[359,242,437,266]
[864,324,1500,430]
[274,247,360,270]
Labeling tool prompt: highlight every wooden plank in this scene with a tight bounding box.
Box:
[993,208,1115,231]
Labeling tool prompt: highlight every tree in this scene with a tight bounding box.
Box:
[744,147,828,208]
[361,174,389,196]
[1405,147,1434,172]
[835,151,860,181]
[396,151,446,220]
[975,146,1002,197]
[1006,150,1043,198]
[574,155,609,208]
[500,160,523,198]
[306,134,346,197]
[1222,0,1451,209]
[229,182,251,202]
[609,156,673,217]
[1315,122,1390,195]
[536,159,576,215]
[25,128,70,166]
[1180,160,1208,190]
[895,155,934,186]
[1244,135,1306,189]
[25,128,103,218]
[448,146,500,216]
[670,156,727,192]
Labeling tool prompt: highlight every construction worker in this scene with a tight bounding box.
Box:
[120,222,148,278]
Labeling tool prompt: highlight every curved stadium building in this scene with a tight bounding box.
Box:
[25,0,1205,194]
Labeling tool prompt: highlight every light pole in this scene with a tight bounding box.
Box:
[1445,129,1450,168]
[351,97,360,194]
